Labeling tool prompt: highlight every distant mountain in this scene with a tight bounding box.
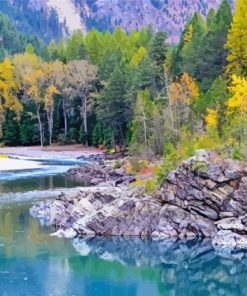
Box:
[0,12,46,60]
[72,0,235,42]
[0,0,235,43]
[0,0,64,43]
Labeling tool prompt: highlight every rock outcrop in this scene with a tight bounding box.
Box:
[161,155,247,249]
[67,163,135,187]
[30,153,247,250]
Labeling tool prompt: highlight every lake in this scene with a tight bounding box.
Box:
[0,160,247,296]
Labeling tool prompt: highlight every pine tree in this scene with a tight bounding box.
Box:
[149,31,168,93]
[197,0,232,90]
[85,29,105,65]
[174,12,206,78]
[131,89,154,153]
[47,39,58,61]
[25,43,35,54]
[97,65,127,145]
[2,110,20,146]
[19,106,40,145]
[65,30,85,61]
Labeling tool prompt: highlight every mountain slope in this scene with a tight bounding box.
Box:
[0,0,235,43]
[0,12,46,60]
[0,0,63,43]
[73,0,230,42]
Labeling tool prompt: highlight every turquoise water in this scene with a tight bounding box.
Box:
[1,162,247,296]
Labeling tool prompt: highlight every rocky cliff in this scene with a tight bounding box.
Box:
[30,154,247,250]
[0,0,235,43]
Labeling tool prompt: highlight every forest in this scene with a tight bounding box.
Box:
[0,0,246,172]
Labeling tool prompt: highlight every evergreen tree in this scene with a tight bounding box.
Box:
[206,8,216,29]
[85,29,105,65]
[92,122,104,146]
[65,30,85,61]
[57,37,66,62]
[174,12,206,78]
[197,0,232,90]
[98,49,121,81]
[47,39,58,61]
[149,31,168,93]
[2,110,19,146]
[97,65,127,144]
[25,43,35,54]
[19,108,40,145]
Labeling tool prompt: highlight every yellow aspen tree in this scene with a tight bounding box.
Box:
[225,74,247,145]
[227,74,247,115]
[45,85,59,145]
[25,68,45,146]
[0,59,22,137]
[225,0,247,76]
[170,73,199,132]
[205,108,218,128]
[130,46,147,66]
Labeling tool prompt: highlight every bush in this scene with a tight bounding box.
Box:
[231,145,244,161]
[129,157,142,173]
[114,160,122,169]
[158,143,180,183]
[145,179,158,193]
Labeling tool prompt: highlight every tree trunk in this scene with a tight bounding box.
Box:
[164,67,175,130]
[62,99,68,137]
[141,105,147,150]
[36,104,43,147]
[46,107,53,146]
[81,92,88,146]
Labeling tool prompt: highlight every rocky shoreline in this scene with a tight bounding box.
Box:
[66,162,135,187]
[30,153,247,250]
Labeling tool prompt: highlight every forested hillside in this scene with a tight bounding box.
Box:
[0,0,232,43]
[0,12,46,61]
[0,0,63,43]
[0,0,246,178]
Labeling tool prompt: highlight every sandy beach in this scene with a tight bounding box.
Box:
[0,144,101,159]
[0,158,43,171]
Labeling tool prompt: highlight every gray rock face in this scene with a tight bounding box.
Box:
[161,157,247,250]
[213,230,247,250]
[67,163,135,187]
[30,156,247,251]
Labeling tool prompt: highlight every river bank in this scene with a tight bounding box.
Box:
[30,153,247,251]
[0,158,43,171]
[0,144,101,160]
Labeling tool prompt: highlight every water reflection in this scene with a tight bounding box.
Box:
[0,174,84,194]
[73,237,247,296]
[1,203,247,295]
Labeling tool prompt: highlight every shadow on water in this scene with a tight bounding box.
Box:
[1,202,247,296]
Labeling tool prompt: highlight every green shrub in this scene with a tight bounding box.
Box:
[158,143,180,183]
[231,145,244,161]
[114,160,122,169]
[145,179,158,193]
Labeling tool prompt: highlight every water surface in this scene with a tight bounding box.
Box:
[1,162,247,296]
